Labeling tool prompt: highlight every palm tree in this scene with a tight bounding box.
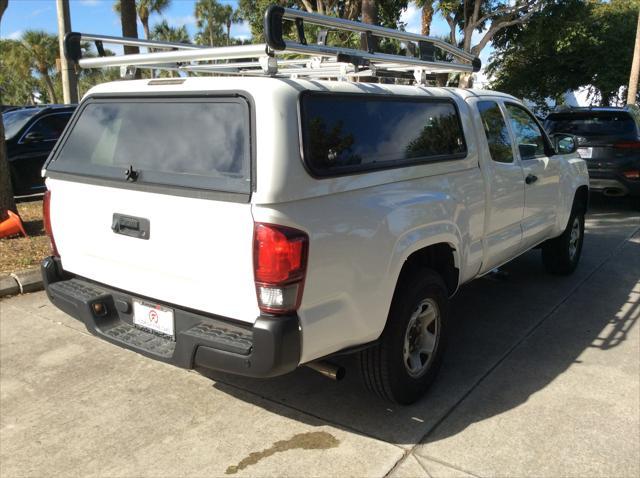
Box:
[114,0,172,40]
[21,30,59,104]
[138,0,172,40]
[151,21,190,77]
[152,20,190,44]
[220,5,242,46]
[115,0,140,55]
[415,0,434,36]
[195,0,225,47]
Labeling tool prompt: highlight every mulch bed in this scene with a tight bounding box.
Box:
[0,200,50,274]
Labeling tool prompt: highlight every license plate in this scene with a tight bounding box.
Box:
[577,147,592,159]
[133,300,175,338]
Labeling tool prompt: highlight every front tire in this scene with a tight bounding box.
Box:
[541,207,585,275]
[359,269,449,404]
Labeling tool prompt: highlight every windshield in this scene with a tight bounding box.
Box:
[3,108,42,140]
[48,98,251,194]
[545,112,636,137]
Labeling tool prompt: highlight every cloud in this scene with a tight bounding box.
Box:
[162,15,197,27]
[231,21,251,40]
[4,30,23,40]
[400,3,421,34]
[30,6,52,17]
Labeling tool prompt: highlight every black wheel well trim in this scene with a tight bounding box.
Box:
[574,185,589,214]
[396,242,459,298]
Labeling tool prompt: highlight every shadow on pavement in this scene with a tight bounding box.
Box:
[199,197,640,448]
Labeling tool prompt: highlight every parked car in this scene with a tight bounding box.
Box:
[3,105,76,196]
[40,8,590,405]
[545,106,640,200]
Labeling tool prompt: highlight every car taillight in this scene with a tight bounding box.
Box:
[43,190,59,256]
[623,170,640,180]
[614,141,640,149]
[253,223,308,315]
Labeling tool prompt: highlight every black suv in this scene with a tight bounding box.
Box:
[3,105,76,196]
[545,105,640,199]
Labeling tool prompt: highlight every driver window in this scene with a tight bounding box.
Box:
[505,104,546,160]
[24,113,70,142]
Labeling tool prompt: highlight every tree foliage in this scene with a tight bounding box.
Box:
[238,0,408,40]
[194,0,243,46]
[21,30,60,104]
[114,0,172,39]
[488,0,639,111]
[0,40,39,105]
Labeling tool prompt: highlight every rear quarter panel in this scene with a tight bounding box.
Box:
[554,155,590,236]
[252,87,485,362]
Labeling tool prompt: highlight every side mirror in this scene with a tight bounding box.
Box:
[22,131,45,143]
[551,133,578,155]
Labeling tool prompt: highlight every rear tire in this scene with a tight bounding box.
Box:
[541,207,585,275]
[359,269,448,405]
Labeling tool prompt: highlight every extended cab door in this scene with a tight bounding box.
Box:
[474,99,525,273]
[504,103,561,247]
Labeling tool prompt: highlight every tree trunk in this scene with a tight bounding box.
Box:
[142,20,150,40]
[120,0,140,78]
[227,23,231,46]
[0,0,14,219]
[0,113,17,220]
[458,73,473,89]
[435,73,449,87]
[120,0,140,55]
[361,0,376,25]
[627,8,640,105]
[361,0,377,49]
[421,2,434,36]
[42,72,58,104]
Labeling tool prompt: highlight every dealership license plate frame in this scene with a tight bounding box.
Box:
[133,299,175,339]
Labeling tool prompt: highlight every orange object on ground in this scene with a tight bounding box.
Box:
[0,210,28,239]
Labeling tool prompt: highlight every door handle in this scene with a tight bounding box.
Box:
[112,213,150,239]
[525,174,538,185]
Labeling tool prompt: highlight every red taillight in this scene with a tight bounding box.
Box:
[43,190,59,256]
[253,223,308,315]
[614,141,640,149]
[623,170,640,180]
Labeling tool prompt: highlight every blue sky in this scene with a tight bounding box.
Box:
[1,0,492,68]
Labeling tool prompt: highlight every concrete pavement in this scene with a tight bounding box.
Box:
[1,195,638,477]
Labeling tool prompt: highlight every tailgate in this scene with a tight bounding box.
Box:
[46,178,259,323]
[44,95,260,323]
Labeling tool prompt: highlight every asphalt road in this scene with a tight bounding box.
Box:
[1,195,638,477]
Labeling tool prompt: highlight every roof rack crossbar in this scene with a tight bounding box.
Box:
[73,42,270,68]
[78,33,204,51]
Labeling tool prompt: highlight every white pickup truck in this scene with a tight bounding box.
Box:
[41,10,589,404]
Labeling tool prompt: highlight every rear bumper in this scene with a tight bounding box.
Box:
[41,256,301,378]
[588,178,633,195]
[588,165,640,197]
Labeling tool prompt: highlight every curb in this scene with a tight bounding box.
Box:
[0,268,43,298]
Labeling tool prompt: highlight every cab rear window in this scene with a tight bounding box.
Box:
[300,93,466,176]
[545,112,637,137]
[48,97,251,194]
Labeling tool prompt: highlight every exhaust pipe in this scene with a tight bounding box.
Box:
[603,188,626,197]
[306,361,346,381]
